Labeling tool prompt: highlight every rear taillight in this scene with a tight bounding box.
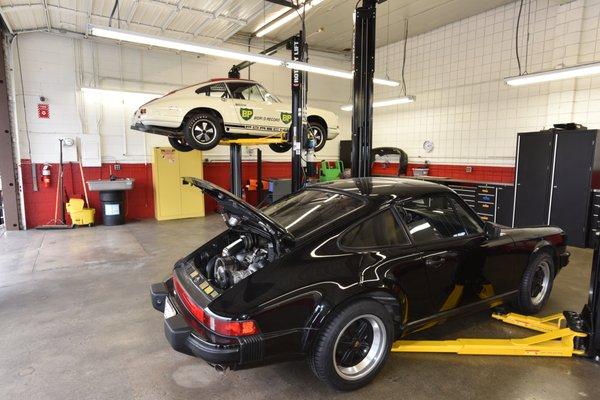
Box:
[173,275,259,336]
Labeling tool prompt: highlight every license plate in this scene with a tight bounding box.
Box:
[164,297,176,319]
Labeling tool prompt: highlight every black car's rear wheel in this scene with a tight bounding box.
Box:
[309,300,393,391]
[515,251,555,314]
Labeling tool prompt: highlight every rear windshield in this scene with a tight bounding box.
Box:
[262,189,364,238]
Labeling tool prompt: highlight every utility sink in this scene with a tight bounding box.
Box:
[87,178,135,192]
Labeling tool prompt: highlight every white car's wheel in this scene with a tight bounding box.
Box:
[168,136,193,152]
[183,113,223,151]
[309,122,327,152]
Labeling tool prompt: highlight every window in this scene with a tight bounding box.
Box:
[196,83,228,98]
[262,189,363,238]
[227,82,264,102]
[258,85,281,103]
[397,195,483,244]
[340,209,410,248]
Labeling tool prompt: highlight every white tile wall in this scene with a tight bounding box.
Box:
[372,0,600,166]
[12,33,352,164]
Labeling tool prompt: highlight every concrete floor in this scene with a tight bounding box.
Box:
[1,216,599,400]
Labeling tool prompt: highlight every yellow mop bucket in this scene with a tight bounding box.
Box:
[66,198,95,226]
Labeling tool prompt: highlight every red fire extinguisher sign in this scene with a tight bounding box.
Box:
[38,103,49,119]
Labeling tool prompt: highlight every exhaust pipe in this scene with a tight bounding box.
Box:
[213,364,226,372]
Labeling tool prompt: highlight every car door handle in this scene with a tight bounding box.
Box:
[425,256,445,268]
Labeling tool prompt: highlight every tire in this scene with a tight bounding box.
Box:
[308,122,327,152]
[308,300,393,391]
[515,251,555,314]
[269,142,292,153]
[168,136,193,152]
[183,112,223,151]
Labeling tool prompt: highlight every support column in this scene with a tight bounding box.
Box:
[350,0,377,178]
[0,32,22,230]
[290,33,306,192]
[229,144,242,197]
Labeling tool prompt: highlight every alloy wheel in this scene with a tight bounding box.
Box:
[192,120,217,144]
[530,260,551,305]
[333,315,387,381]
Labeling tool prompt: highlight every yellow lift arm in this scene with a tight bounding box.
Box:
[391,312,588,358]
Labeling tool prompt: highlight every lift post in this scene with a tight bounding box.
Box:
[289,33,307,192]
[351,0,379,178]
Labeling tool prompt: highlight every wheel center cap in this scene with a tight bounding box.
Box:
[353,341,361,349]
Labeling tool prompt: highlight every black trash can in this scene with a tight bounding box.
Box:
[99,190,125,226]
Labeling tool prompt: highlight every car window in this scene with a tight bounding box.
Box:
[340,209,410,248]
[397,195,483,244]
[262,189,363,238]
[227,82,264,102]
[196,83,228,98]
[258,85,281,103]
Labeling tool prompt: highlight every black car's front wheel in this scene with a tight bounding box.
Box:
[515,251,555,314]
[309,300,393,391]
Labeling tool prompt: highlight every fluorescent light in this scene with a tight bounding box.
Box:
[255,0,326,38]
[505,61,600,86]
[340,95,415,111]
[89,25,284,67]
[286,61,353,79]
[89,25,400,87]
[81,87,163,102]
[285,61,400,86]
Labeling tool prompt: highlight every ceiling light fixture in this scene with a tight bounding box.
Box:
[340,95,416,111]
[255,0,326,38]
[89,26,285,66]
[505,61,600,86]
[285,61,400,86]
[88,26,399,87]
[81,87,163,99]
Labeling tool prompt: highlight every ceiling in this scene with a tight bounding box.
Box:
[0,0,516,53]
[240,0,517,52]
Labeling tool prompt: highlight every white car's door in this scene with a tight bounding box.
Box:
[227,82,287,135]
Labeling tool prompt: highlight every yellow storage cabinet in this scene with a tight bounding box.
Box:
[152,147,205,221]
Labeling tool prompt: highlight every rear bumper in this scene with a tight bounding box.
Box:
[150,281,262,369]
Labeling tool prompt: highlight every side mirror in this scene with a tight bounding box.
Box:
[484,221,502,239]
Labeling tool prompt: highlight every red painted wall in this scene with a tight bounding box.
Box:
[20,159,515,228]
[20,160,154,228]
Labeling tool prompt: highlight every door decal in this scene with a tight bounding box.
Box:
[240,108,254,121]
[280,112,292,124]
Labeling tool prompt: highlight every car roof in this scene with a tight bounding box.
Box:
[312,177,453,203]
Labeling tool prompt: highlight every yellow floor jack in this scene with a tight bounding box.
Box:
[392,240,600,361]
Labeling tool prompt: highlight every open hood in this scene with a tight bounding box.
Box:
[182,177,292,241]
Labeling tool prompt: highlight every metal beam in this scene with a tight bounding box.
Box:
[161,0,183,32]
[41,0,52,31]
[126,1,138,26]
[141,0,247,26]
[0,34,23,230]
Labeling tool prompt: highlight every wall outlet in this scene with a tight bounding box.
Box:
[114,163,121,171]
[465,166,473,173]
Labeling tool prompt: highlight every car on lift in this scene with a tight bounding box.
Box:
[131,78,340,153]
[150,177,570,390]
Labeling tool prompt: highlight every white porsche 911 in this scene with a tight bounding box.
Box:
[131,78,340,152]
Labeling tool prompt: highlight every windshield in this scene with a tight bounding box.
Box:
[262,189,364,238]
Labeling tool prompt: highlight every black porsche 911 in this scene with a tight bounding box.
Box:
[150,177,570,390]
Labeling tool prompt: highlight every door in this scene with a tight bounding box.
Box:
[338,208,432,323]
[227,81,282,134]
[513,132,554,227]
[550,131,596,247]
[396,194,493,315]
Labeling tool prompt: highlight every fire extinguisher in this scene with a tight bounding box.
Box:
[41,164,51,188]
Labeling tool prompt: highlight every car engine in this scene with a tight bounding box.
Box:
[207,234,275,290]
